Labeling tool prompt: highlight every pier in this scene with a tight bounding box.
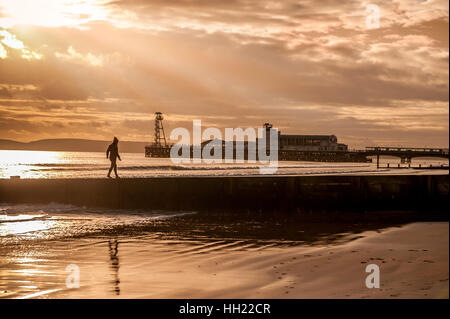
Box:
[364,147,449,168]
[145,144,449,164]
[144,114,449,165]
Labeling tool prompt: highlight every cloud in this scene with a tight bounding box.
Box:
[0,29,42,59]
[104,0,449,41]
[55,45,126,67]
[0,42,6,58]
[0,0,448,147]
[55,46,104,66]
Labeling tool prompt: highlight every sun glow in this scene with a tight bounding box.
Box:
[0,150,65,178]
[0,218,55,236]
[0,0,109,28]
[0,29,42,60]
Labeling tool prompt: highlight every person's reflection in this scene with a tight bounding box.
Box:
[108,239,120,295]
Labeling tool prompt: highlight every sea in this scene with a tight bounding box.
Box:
[0,149,448,179]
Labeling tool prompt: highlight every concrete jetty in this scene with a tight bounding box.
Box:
[0,175,448,213]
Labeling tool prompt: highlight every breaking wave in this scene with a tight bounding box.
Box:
[0,203,195,244]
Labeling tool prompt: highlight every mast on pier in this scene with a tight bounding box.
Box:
[154,112,167,147]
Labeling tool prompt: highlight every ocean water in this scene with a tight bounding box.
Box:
[0,203,194,244]
[0,150,448,179]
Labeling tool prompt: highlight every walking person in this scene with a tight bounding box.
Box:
[107,137,121,178]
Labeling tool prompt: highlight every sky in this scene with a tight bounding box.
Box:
[0,0,448,148]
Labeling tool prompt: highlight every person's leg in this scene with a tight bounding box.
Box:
[107,160,114,177]
[113,161,119,178]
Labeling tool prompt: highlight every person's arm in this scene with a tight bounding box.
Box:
[106,145,110,159]
[118,151,121,161]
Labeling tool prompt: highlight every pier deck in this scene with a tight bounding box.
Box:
[145,144,449,164]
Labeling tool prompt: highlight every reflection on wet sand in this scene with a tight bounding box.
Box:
[0,211,447,299]
[104,211,431,248]
[108,239,120,295]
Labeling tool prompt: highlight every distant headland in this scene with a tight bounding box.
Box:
[0,139,148,153]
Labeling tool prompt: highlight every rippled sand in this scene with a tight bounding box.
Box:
[1,220,448,299]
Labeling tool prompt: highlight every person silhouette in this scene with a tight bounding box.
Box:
[106,137,121,178]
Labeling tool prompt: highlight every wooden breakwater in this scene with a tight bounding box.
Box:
[0,175,448,213]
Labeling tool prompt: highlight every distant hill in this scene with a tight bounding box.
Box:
[0,139,149,153]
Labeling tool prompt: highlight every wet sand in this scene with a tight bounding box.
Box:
[0,221,447,299]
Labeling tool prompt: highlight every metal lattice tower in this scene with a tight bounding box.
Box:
[154,112,167,147]
[263,123,273,154]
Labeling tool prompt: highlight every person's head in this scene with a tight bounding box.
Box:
[113,136,119,144]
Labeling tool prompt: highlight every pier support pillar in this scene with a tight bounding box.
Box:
[401,157,412,164]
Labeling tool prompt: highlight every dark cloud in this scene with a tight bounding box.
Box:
[0,86,11,97]
[39,79,89,101]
